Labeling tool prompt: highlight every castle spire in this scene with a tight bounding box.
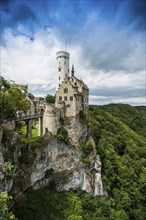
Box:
[71,64,75,77]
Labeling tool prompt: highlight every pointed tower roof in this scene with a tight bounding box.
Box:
[71,64,75,77]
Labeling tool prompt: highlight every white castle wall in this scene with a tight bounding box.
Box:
[43,104,61,135]
[55,80,77,117]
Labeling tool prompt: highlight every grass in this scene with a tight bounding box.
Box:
[17,124,40,143]
[21,124,38,137]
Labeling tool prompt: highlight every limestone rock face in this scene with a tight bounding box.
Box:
[0,117,105,198]
[64,117,89,147]
[30,138,104,196]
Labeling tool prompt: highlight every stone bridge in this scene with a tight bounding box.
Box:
[16,113,43,139]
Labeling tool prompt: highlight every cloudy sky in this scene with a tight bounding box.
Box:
[0,0,146,105]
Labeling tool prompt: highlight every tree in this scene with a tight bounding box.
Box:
[0,192,18,220]
[0,77,30,120]
[45,94,55,103]
[28,93,34,100]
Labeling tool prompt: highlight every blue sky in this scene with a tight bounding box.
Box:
[0,0,146,105]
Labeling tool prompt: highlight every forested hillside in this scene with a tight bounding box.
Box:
[14,104,146,220]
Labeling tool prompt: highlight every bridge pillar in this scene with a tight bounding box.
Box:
[40,117,43,136]
[26,120,32,139]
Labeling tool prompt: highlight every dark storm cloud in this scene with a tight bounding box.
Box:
[129,0,146,30]
[0,0,36,30]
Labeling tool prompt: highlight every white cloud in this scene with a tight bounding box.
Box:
[1,28,57,85]
[1,26,145,106]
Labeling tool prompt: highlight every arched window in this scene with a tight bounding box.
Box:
[64,88,68,93]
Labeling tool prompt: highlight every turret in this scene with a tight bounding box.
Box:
[56,51,70,91]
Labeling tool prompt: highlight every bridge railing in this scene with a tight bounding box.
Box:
[1,113,43,123]
[15,113,43,121]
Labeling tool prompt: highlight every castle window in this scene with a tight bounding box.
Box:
[59,77,60,80]
[58,67,61,72]
[75,82,77,86]
[64,61,66,65]
[64,96,67,101]
[70,96,73,101]
[64,88,68,93]
[59,96,62,101]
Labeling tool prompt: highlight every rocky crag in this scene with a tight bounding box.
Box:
[0,116,105,201]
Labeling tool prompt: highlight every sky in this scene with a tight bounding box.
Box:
[0,0,146,105]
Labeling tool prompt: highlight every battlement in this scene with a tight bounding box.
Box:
[56,51,70,59]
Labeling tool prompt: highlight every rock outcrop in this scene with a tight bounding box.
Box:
[0,116,105,199]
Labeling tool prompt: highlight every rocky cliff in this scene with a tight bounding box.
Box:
[0,116,105,200]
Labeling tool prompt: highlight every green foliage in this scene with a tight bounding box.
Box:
[79,110,86,121]
[2,128,16,161]
[81,139,93,165]
[19,124,38,139]
[18,143,35,165]
[14,188,130,220]
[27,93,34,100]
[82,140,93,156]
[0,192,18,220]
[2,128,11,143]
[89,104,146,219]
[0,77,30,119]
[56,127,69,143]
[45,94,55,104]
[95,104,146,137]
[13,189,84,220]
[3,162,14,180]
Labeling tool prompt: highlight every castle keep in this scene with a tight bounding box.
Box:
[42,51,89,135]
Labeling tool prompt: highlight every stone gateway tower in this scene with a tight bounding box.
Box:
[43,51,89,134]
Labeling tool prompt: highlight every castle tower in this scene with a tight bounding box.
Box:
[56,51,70,91]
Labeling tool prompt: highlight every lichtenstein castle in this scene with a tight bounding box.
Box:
[42,51,89,135]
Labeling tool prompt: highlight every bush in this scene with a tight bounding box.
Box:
[45,94,55,103]
[3,162,14,180]
[81,140,93,165]
[18,145,35,164]
[82,140,93,156]
[79,111,86,121]
[56,127,69,143]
